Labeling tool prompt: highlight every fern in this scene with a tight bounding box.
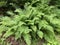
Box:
[0,0,60,45]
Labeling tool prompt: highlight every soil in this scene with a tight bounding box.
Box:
[6,36,19,45]
[5,36,44,45]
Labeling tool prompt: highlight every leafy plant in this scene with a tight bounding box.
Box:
[0,0,60,45]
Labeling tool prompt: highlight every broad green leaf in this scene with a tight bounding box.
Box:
[50,18,60,28]
[31,25,37,32]
[31,0,39,4]
[3,31,13,38]
[38,20,48,30]
[11,25,18,31]
[1,17,16,26]
[15,32,21,40]
[13,15,21,23]
[55,28,60,33]
[15,25,31,40]
[0,25,6,33]
[23,34,31,45]
[24,5,33,18]
[25,20,34,25]
[41,0,50,4]
[44,30,55,44]
[15,8,24,15]
[7,11,15,16]
[18,21,25,26]
[37,30,43,39]
[22,26,31,34]
[44,25,54,33]
[47,43,50,45]
[17,26,31,36]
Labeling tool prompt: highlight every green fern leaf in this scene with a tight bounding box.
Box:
[23,34,31,45]
[37,30,43,39]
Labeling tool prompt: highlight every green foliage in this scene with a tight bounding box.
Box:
[0,1,7,7]
[0,0,60,45]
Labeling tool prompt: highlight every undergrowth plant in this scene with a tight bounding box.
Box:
[0,0,60,45]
